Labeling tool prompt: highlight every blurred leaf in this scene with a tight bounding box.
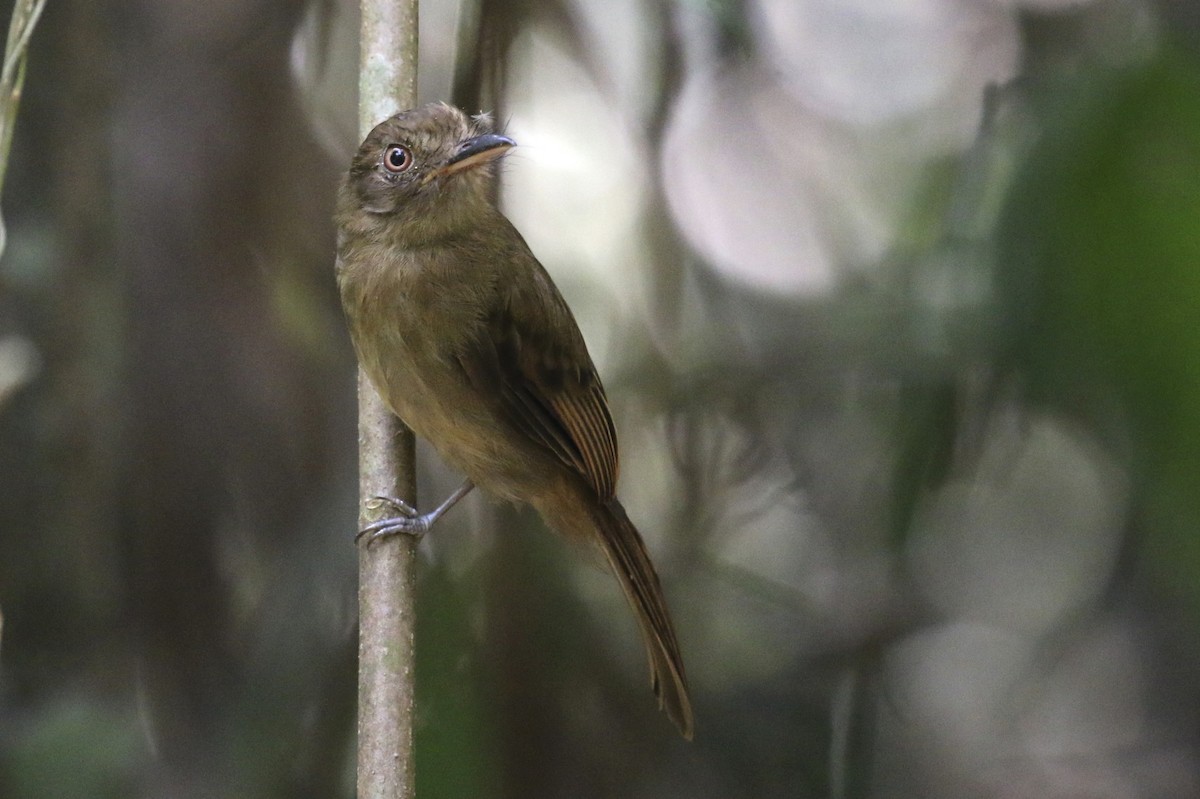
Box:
[1001,47,1200,611]
[415,561,500,799]
[2,699,141,799]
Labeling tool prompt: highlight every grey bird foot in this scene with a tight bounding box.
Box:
[355,480,476,546]
[357,495,433,545]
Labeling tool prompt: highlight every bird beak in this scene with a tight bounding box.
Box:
[425,133,516,184]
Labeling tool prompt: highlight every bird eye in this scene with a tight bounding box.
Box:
[383,145,412,173]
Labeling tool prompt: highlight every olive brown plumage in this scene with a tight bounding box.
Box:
[335,103,693,738]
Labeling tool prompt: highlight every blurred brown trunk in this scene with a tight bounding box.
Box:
[111,2,349,794]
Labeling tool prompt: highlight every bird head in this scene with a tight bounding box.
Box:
[338,103,514,242]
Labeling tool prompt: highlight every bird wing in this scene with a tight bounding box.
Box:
[454,264,619,501]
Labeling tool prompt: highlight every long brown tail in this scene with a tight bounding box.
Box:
[590,498,694,739]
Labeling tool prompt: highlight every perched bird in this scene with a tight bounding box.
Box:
[335,103,693,738]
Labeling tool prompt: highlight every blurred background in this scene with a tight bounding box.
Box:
[2,0,1200,796]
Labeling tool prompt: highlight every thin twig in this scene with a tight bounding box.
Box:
[0,0,45,85]
[0,0,48,258]
[355,0,420,797]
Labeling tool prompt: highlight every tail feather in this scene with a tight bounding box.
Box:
[592,499,694,739]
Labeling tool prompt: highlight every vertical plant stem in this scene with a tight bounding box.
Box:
[830,659,879,799]
[356,1,419,797]
[0,0,48,258]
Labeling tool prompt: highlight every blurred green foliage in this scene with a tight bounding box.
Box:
[3,698,140,799]
[1003,46,1200,612]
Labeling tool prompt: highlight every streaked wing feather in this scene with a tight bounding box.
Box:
[542,381,617,499]
[455,272,619,500]
[502,381,592,481]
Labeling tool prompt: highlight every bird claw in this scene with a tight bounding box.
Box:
[365,494,416,516]
[356,482,474,546]
[357,495,430,545]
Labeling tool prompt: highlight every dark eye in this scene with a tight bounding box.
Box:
[383,145,412,173]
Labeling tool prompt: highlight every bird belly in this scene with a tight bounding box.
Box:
[367,341,553,505]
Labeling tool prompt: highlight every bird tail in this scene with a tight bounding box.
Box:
[589,498,694,740]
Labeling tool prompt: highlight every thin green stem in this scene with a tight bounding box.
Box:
[0,0,47,258]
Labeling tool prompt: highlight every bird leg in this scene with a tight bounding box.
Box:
[356,480,475,545]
